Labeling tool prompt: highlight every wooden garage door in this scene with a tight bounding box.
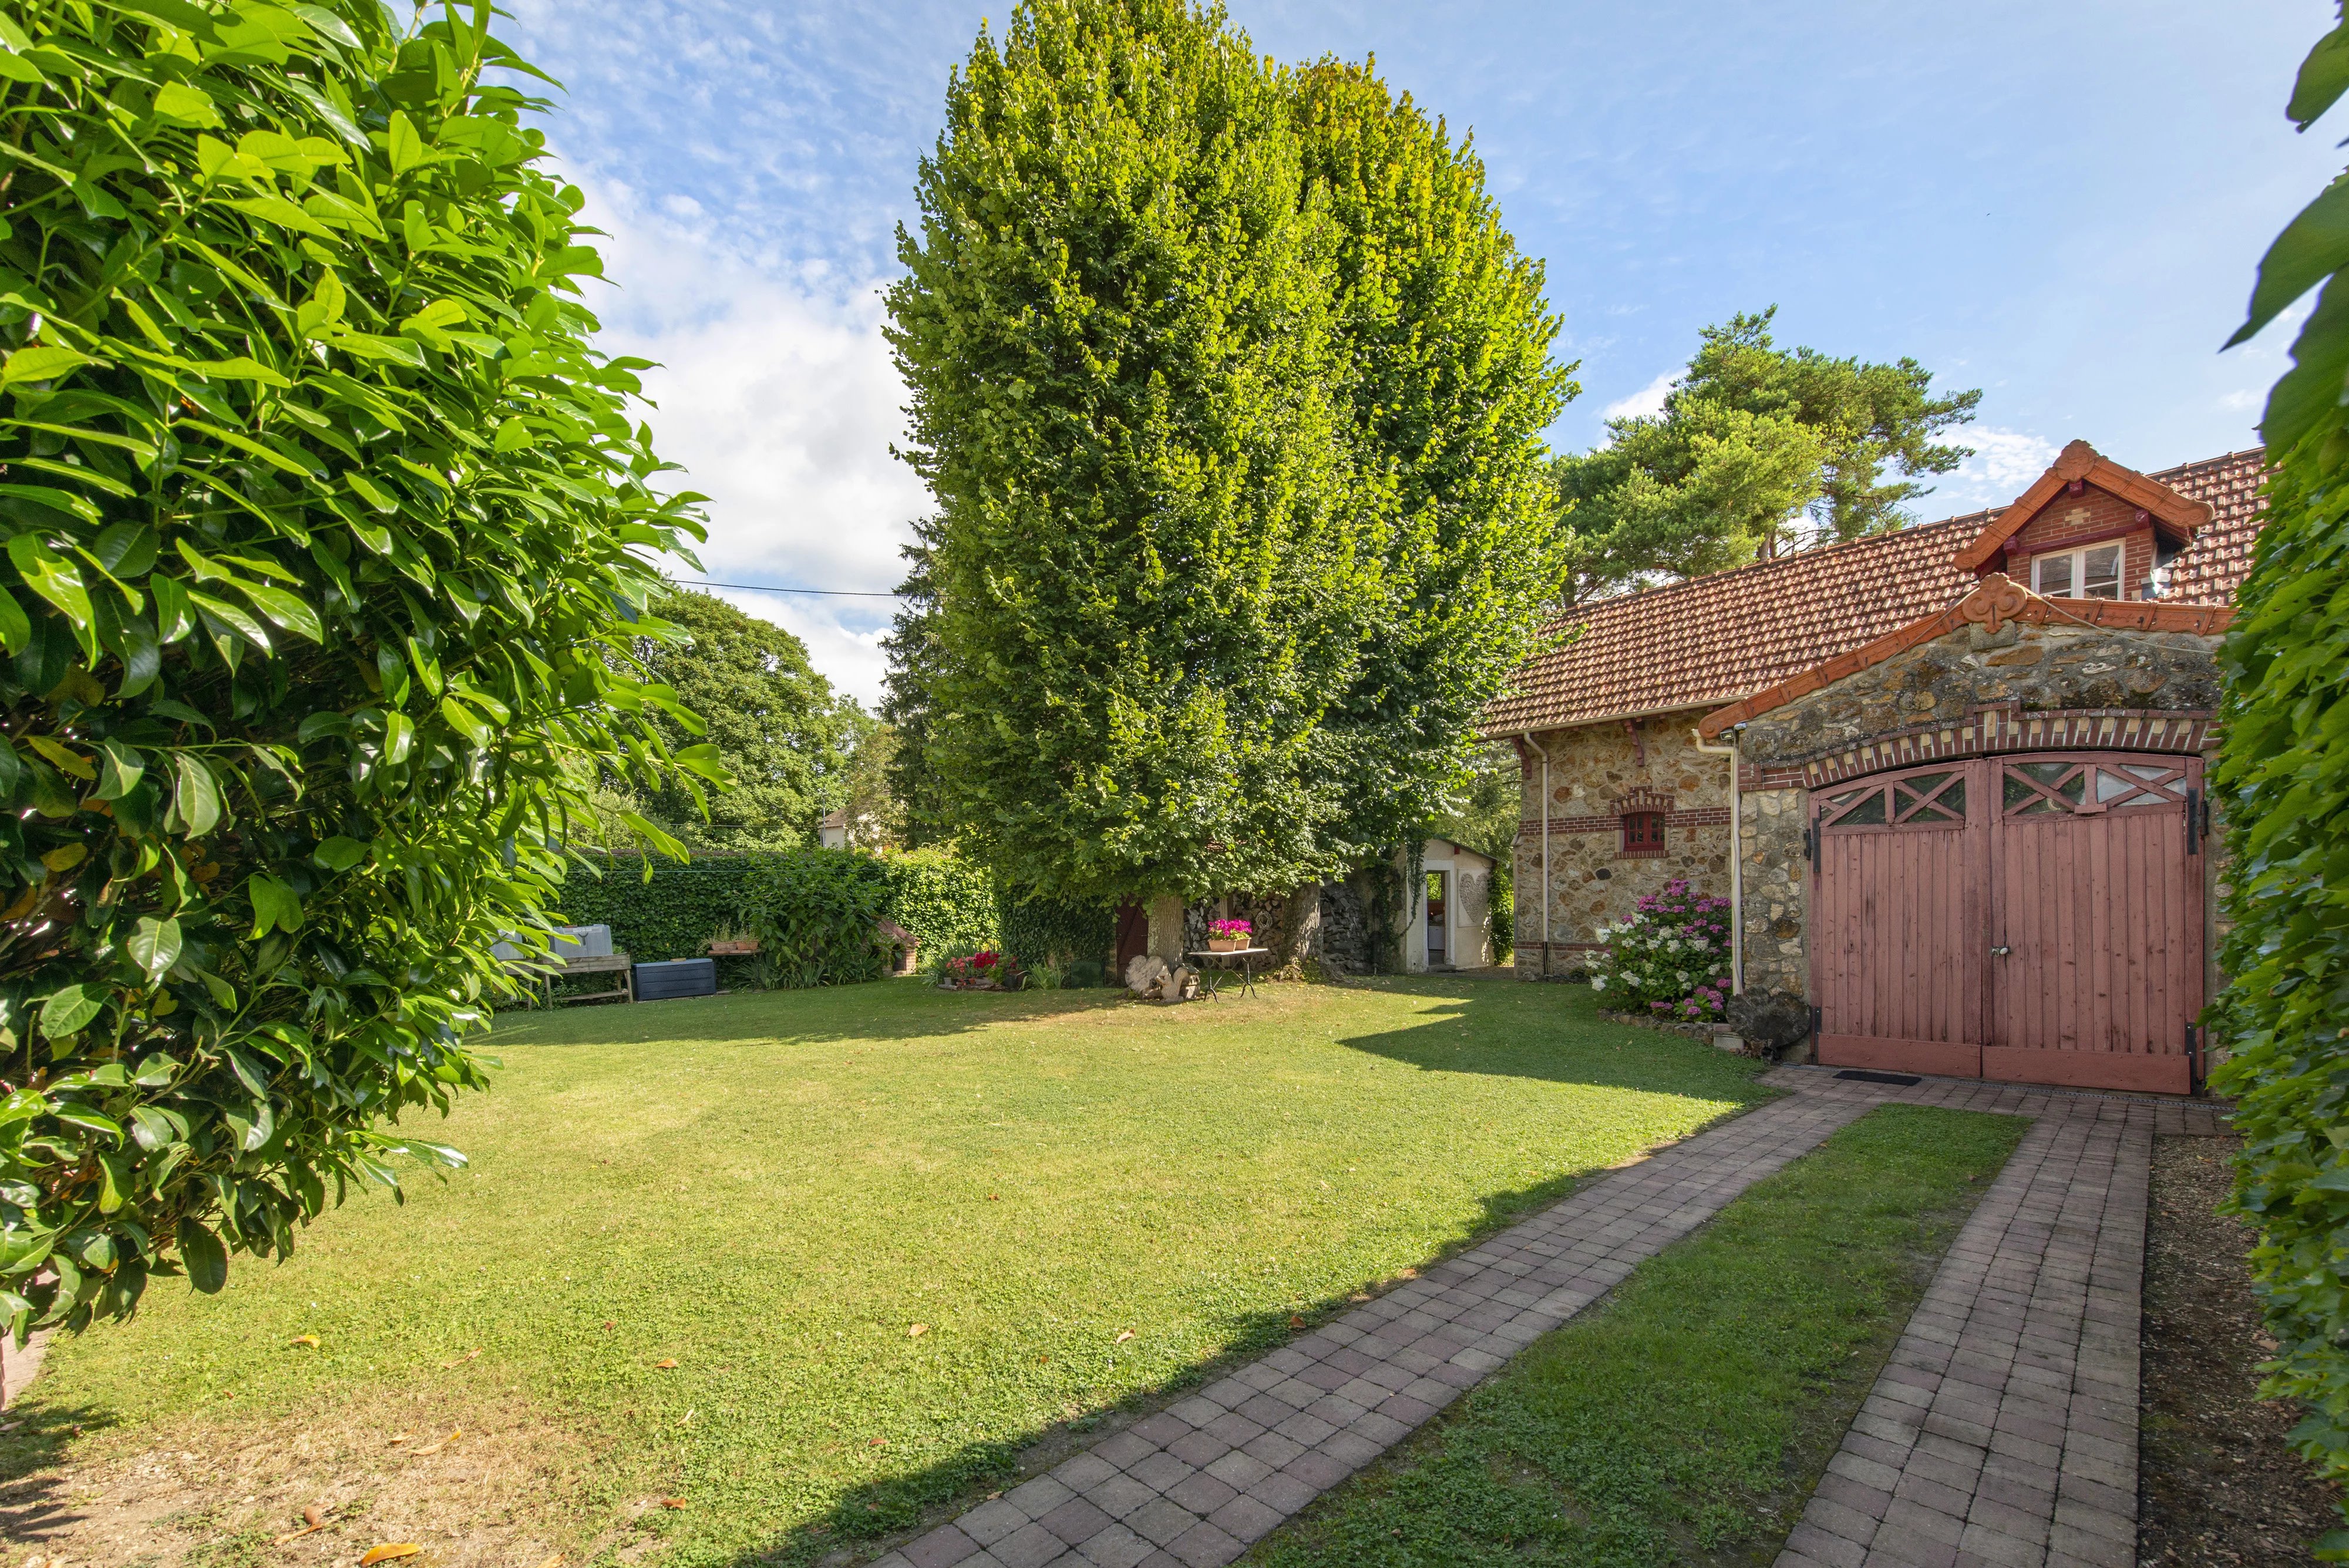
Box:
[1813,753,2202,1093]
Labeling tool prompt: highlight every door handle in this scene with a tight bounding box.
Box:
[1990,945,2011,957]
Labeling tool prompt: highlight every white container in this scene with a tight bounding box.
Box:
[550,924,614,959]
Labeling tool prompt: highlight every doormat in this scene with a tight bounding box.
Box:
[1835,1069,1923,1086]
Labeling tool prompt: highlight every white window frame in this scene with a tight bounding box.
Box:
[2031,542,2125,600]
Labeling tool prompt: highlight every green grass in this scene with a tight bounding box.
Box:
[9,975,1768,1567]
[1251,1103,2027,1568]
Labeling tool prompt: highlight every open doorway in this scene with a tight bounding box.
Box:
[1425,870,1448,968]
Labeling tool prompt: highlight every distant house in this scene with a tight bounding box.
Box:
[1483,441,2270,1093]
[818,809,849,849]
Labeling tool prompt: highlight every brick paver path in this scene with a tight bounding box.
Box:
[1767,1068,2225,1568]
[877,1065,2227,1568]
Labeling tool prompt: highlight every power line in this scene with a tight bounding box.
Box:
[681,578,906,599]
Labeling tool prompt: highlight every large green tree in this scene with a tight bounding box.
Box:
[0,0,715,1328]
[1557,309,1978,600]
[627,588,849,851]
[2209,9,2349,1546]
[886,2,1571,902]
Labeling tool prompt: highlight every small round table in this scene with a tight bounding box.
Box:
[1185,947,1268,999]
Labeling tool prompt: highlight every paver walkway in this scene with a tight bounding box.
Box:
[1767,1068,2224,1568]
[877,1066,2227,1568]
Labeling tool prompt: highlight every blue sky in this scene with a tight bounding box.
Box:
[499,0,2340,704]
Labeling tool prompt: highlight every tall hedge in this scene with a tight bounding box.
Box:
[0,2,718,1328]
[2213,13,2349,1547]
[551,848,1001,972]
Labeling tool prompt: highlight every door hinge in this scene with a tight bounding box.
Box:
[1809,1004,1822,1047]
[1805,816,1820,871]
[2186,787,2201,855]
[2186,1022,2201,1089]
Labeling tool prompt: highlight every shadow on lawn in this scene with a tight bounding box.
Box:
[490,977,1133,1049]
[1332,973,1774,1099]
[0,1399,119,1542]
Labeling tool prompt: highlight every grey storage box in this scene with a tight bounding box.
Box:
[634,958,716,1001]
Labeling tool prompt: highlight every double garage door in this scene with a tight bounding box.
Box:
[1812,752,2205,1094]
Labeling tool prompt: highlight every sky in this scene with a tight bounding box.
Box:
[496,0,2342,706]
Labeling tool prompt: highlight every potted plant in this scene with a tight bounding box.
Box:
[1207,918,1253,953]
[706,922,760,957]
[940,950,1022,990]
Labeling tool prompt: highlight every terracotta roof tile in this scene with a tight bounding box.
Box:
[1482,447,2270,736]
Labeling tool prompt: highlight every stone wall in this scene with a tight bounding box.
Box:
[1512,708,1735,977]
[1741,783,1810,998]
[1736,618,2223,770]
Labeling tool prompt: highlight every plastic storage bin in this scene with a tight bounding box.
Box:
[634,958,717,1001]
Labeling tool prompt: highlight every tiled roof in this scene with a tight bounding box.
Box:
[1482,447,2270,736]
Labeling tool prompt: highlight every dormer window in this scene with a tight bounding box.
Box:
[2032,543,2122,600]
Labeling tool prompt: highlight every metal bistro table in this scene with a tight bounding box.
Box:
[1184,946,1270,1000]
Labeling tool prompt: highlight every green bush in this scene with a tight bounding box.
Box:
[880,847,998,959]
[735,850,892,990]
[2213,14,2349,1546]
[550,847,1003,983]
[996,888,1113,975]
[0,1,716,1328]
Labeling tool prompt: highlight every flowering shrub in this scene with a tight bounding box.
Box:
[1587,880,1732,1022]
[1209,918,1253,940]
[940,950,1022,988]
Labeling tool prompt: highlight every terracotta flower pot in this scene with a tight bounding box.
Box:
[1208,937,1246,952]
[708,939,760,955]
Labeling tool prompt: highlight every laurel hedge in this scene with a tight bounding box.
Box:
[2212,15,2349,1549]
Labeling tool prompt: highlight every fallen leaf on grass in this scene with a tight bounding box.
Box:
[653,1358,678,1370]
[440,1347,482,1368]
[386,1431,417,1445]
[868,1436,886,1448]
[660,1497,687,1509]
[289,1333,321,1349]
[1348,1293,1371,1303]
[1288,1315,1304,1330]
[409,1429,462,1456]
[535,1557,564,1568]
[602,1320,617,1330]
[908,1324,927,1338]
[360,1547,422,1565]
[1114,1330,1133,1344]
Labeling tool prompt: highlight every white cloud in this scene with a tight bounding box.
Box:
[574,179,929,708]
[1603,369,1677,421]
[2218,388,2261,413]
[1929,426,2058,514]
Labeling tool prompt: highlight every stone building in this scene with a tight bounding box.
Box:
[1484,440,2270,1093]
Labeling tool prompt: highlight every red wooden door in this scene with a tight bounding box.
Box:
[1811,752,2203,1093]
[1985,755,2202,1094]
[1813,763,1984,1078]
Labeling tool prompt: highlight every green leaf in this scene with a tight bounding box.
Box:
[171,754,221,835]
[93,738,144,800]
[235,582,324,642]
[176,1217,227,1294]
[151,80,224,129]
[387,110,425,177]
[439,694,492,748]
[247,874,302,936]
[382,708,415,763]
[222,194,333,239]
[95,1152,127,1213]
[127,915,182,984]
[2290,22,2349,130]
[39,983,105,1038]
[0,590,29,657]
[0,346,96,388]
[2229,173,2349,347]
[314,836,368,871]
[6,533,95,642]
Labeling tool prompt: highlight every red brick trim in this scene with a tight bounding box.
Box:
[1953,439,2213,571]
[1516,806,1733,838]
[1696,573,2231,740]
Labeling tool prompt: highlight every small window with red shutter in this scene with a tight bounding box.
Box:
[1621,810,1666,857]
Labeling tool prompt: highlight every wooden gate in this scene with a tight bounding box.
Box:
[1813,753,2203,1093]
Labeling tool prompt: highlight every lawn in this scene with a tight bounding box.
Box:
[1249,1103,2027,1568]
[0,975,1768,1568]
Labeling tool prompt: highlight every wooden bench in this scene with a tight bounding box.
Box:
[518,951,635,1006]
